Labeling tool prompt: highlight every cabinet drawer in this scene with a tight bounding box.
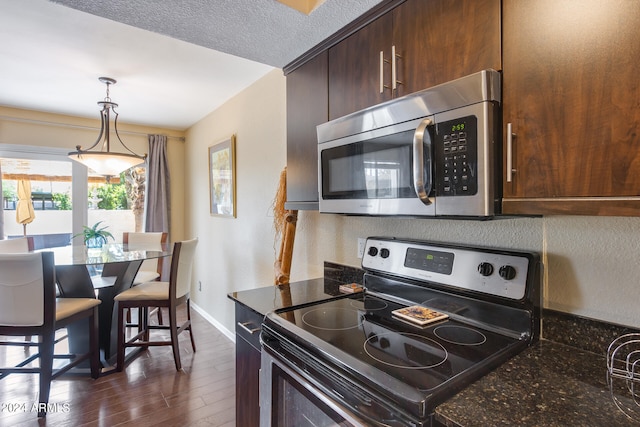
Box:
[235,305,263,351]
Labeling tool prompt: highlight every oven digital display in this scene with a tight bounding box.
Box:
[404,248,454,275]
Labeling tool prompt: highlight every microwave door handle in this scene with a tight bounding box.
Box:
[413,118,433,205]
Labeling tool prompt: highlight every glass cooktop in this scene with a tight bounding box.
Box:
[273,293,522,393]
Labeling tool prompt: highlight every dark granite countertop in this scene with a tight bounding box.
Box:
[435,339,639,426]
[228,277,340,316]
[436,310,640,426]
[227,262,364,316]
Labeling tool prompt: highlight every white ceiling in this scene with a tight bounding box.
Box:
[0,0,384,130]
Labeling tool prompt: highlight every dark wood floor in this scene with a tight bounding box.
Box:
[0,308,236,427]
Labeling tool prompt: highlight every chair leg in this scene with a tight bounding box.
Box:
[37,333,55,417]
[168,305,181,371]
[141,307,150,348]
[89,307,100,379]
[157,306,164,325]
[187,300,196,352]
[24,335,32,351]
[116,303,126,372]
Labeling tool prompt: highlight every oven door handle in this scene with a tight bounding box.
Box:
[413,118,433,205]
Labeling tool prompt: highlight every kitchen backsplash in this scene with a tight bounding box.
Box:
[542,309,639,356]
[323,261,364,285]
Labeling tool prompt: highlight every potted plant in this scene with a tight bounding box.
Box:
[74,221,114,249]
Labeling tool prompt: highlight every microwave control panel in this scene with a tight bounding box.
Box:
[434,115,478,197]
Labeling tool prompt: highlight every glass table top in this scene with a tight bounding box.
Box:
[37,243,171,266]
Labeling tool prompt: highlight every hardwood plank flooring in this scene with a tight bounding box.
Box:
[0,308,236,426]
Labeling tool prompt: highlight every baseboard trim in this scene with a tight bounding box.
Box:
[191,302,236,343]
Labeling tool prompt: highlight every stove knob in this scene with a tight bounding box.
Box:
[380,248,390,259]
[367,247,378,257]
[379,337,390,349]
[499,265,517,280]
[477,262,494,276]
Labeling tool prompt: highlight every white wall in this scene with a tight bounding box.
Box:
[185,70,640,336]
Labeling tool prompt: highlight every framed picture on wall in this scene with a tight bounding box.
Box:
[208,135,236,217]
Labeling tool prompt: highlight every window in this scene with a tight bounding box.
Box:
[0,144,144,247]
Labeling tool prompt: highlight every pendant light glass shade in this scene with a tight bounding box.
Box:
[68,77,146,181]
[69,152,144,177]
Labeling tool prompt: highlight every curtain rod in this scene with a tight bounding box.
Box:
[0,115,186,142]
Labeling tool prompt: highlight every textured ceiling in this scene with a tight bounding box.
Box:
[51,0,385,68]
[0,0,384,130]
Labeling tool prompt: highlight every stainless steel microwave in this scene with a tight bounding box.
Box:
[317,69,502,218]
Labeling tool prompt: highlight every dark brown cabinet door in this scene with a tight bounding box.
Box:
[328,12,393,120]
[285,51,328,209]
[502,0,640,216]
[328,0,500,120]
[234,303,263,426]
[235,335,261,427]
[392,0,501,97]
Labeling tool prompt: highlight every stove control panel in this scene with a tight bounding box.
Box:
[362,237,533,300]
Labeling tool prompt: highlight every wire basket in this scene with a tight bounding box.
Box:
[607,333,640,422]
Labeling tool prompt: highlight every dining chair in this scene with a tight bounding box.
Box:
[0,236,35,252]
[0,252,101,417]
[0,237,36,345]
[115,238,198,371]
[123,231,168,324]
[123,232,168,284]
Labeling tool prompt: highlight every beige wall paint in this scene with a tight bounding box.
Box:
[0,106,186,241]
[186,70,640,337]
[185,69,287,333]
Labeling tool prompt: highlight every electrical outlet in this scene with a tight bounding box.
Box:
[357,238,366,258]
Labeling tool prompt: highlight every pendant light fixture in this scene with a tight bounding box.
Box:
[68,77,146,182]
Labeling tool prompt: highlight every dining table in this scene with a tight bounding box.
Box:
[41,243,172,370]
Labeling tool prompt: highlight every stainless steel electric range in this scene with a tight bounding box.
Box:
[260,237,541,427]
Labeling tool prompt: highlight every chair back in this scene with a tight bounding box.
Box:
[169,238,198,299]
[123,232,168,276]
[0,252,55,327]
[0,237,34,253]
[123,232,167,248]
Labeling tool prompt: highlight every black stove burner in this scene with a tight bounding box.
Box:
[301,307,363,330]
[433,325,487,346]
[364,332,448,370]
[350,295,388,311]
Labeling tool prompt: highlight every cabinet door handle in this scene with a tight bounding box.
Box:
[238,321,261,335]
[379,51,384,93]
[391,45,397,91]
[380,50,394,93]
[506,122,516,183]
[391,45,402,91]
[413,118,433,205]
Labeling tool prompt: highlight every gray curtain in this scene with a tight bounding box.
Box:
[145,134,171,240]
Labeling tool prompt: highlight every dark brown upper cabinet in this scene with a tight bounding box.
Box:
[328,12,393,120]
[502,0,640,216]
[328,0,501,120]
[285,51,328,210]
